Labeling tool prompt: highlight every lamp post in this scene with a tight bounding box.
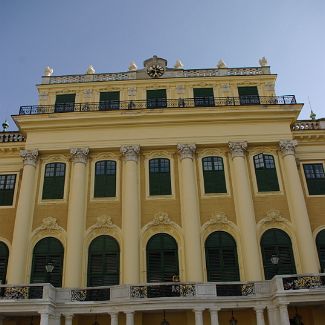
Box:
[292,307,303,325]
[229,310,238,325]
[161,311,170,325]
[45,261,54,283]
[270,254,280,276]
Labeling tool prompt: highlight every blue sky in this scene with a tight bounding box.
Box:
[1,0,324,130]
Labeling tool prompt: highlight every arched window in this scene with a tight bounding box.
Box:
[31,237,64,287]
[146,233,179,282]
[94,160,117,197]
[260,229,296,280]
[87,235,120,287]
[149,158,172,196]
[202,156,227,193]
[205,231,240,281]
[253,154,279,192]
[316,230,325,272]
[0,242,9,284]
[42,163,66,200]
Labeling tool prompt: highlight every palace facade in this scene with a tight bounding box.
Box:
[0,56,325,325]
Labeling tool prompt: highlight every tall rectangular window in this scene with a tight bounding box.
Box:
[149,158,172,196]
[147,89,167,109]
[99,91,120,110]
[193,88,214,107]
[238,86,260,105]
[254,154,279,192]
[42,163,66,200]
[303,163,325,195]
[94,160,116,198]
[55,94,76,113]
[0,174,16,206]
[202,157,227,193]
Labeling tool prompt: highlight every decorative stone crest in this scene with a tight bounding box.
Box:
[176,85,185,95]
[127,87,137,96]
[263,210,286,224]
[39,217,63,232]
[83,89,93,99]
[174,59,184,69]
[152,212,171,225]
[177,144,196,160]
[207,212,230,225]
[228,141,248,158]
[279,140,297,157]
[128,61,137,71]
[93,215,114,229]
[120,145,140,162]
[44,66,53,76]
[259,57,268,67]
[217,59,227,68]
[70,148,89,164]
[20,149,39,167]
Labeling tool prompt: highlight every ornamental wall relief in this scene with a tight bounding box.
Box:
[257,209,292,236]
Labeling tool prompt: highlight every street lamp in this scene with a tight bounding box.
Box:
[229,310,238,325]
[270,254,280,276]
[292,307,303,325]
[161,311,170,325]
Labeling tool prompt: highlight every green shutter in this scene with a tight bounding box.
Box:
[94,161,116,198]
[238,86,259,105]
[149,159,171,196]
[99,92,120,110]
[147,89,167,108]
[87,235,120,287]
[147,233,179,283]
[42,163,65,200]
[261,229,296,280]
[55,94,76,112]
[0,174,16,206]
[202,157,227,194]
[205,231,240,282]
[316,230,325,272]
[254,154,279,192]
[31,237,64,287]
[193,88,214,107]
[0,242,9,284]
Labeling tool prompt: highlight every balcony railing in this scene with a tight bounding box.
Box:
[0,132,25,143]
[0,284,44,300]
[282,275,325,290]
[71,287,110,301]
[19,95,297,115]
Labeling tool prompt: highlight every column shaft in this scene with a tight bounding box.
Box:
[280,140,319,273]
[64,315,73,325]
[121,145,140,284]
[125,312,134,325]
[229,142,262,280]
[65,148,89,287]
[209,309,220,325]
[267,306,278,325]
[178,144,203,282]
[193,309,203,325]
[7,150,38,284]
[279,305,290,325]
[110,313,118,325]
[40,313,49,325]
[254,308,265,325]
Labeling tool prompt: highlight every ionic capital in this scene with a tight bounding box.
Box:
[20,149,39,167]
[70,148,89,164]
[120,145,140,162]
[177,144,196,160]
[279,139,297,157]
[228,141,247,158]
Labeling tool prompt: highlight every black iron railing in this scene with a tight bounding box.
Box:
[0,285,43,299]
[71,287,110,301]
[216,283,255,296]
[283,275,325,290]
[19,95,296,115]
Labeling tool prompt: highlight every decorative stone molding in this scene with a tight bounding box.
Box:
[86,65,95,74]
[70,148,89,164]
[177,144,196,160]
[279,140,297,157]
[127,87,137,96]
[93,215,115,229]
[228,141,248,158]
[83,89,93,99]
[257,209,292,235]
[120,145,140,162]
[205,212,230,226]
[176,85,186,95]
[32,217,65,241]
[38,217,63,232]
[259,57,268,67]
[263,209,287,224]
[152,212,172,225]
[128,61,137,71]
[174,59,184,69]
[44,66,53,76]
[20,149,39,167]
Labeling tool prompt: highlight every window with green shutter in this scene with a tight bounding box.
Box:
[205,231,240,282]
[193,88,214,107]
[303,163,325,195]
[99,91,120,110]
[0,242,9,284]
[146,233,179,283]
[94,160,116,198]
[149,158,172,196]
[42,163,66,200]
[260,229,296,280]
[0,174,16,206]
[147,89,167,109]
[55,94,76,112]
[87,235,120,287]
[202,156,227,193]
[254,154,279,192]
[238,86,260,105]
[30,237,64,287]
[316,230,325,272]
